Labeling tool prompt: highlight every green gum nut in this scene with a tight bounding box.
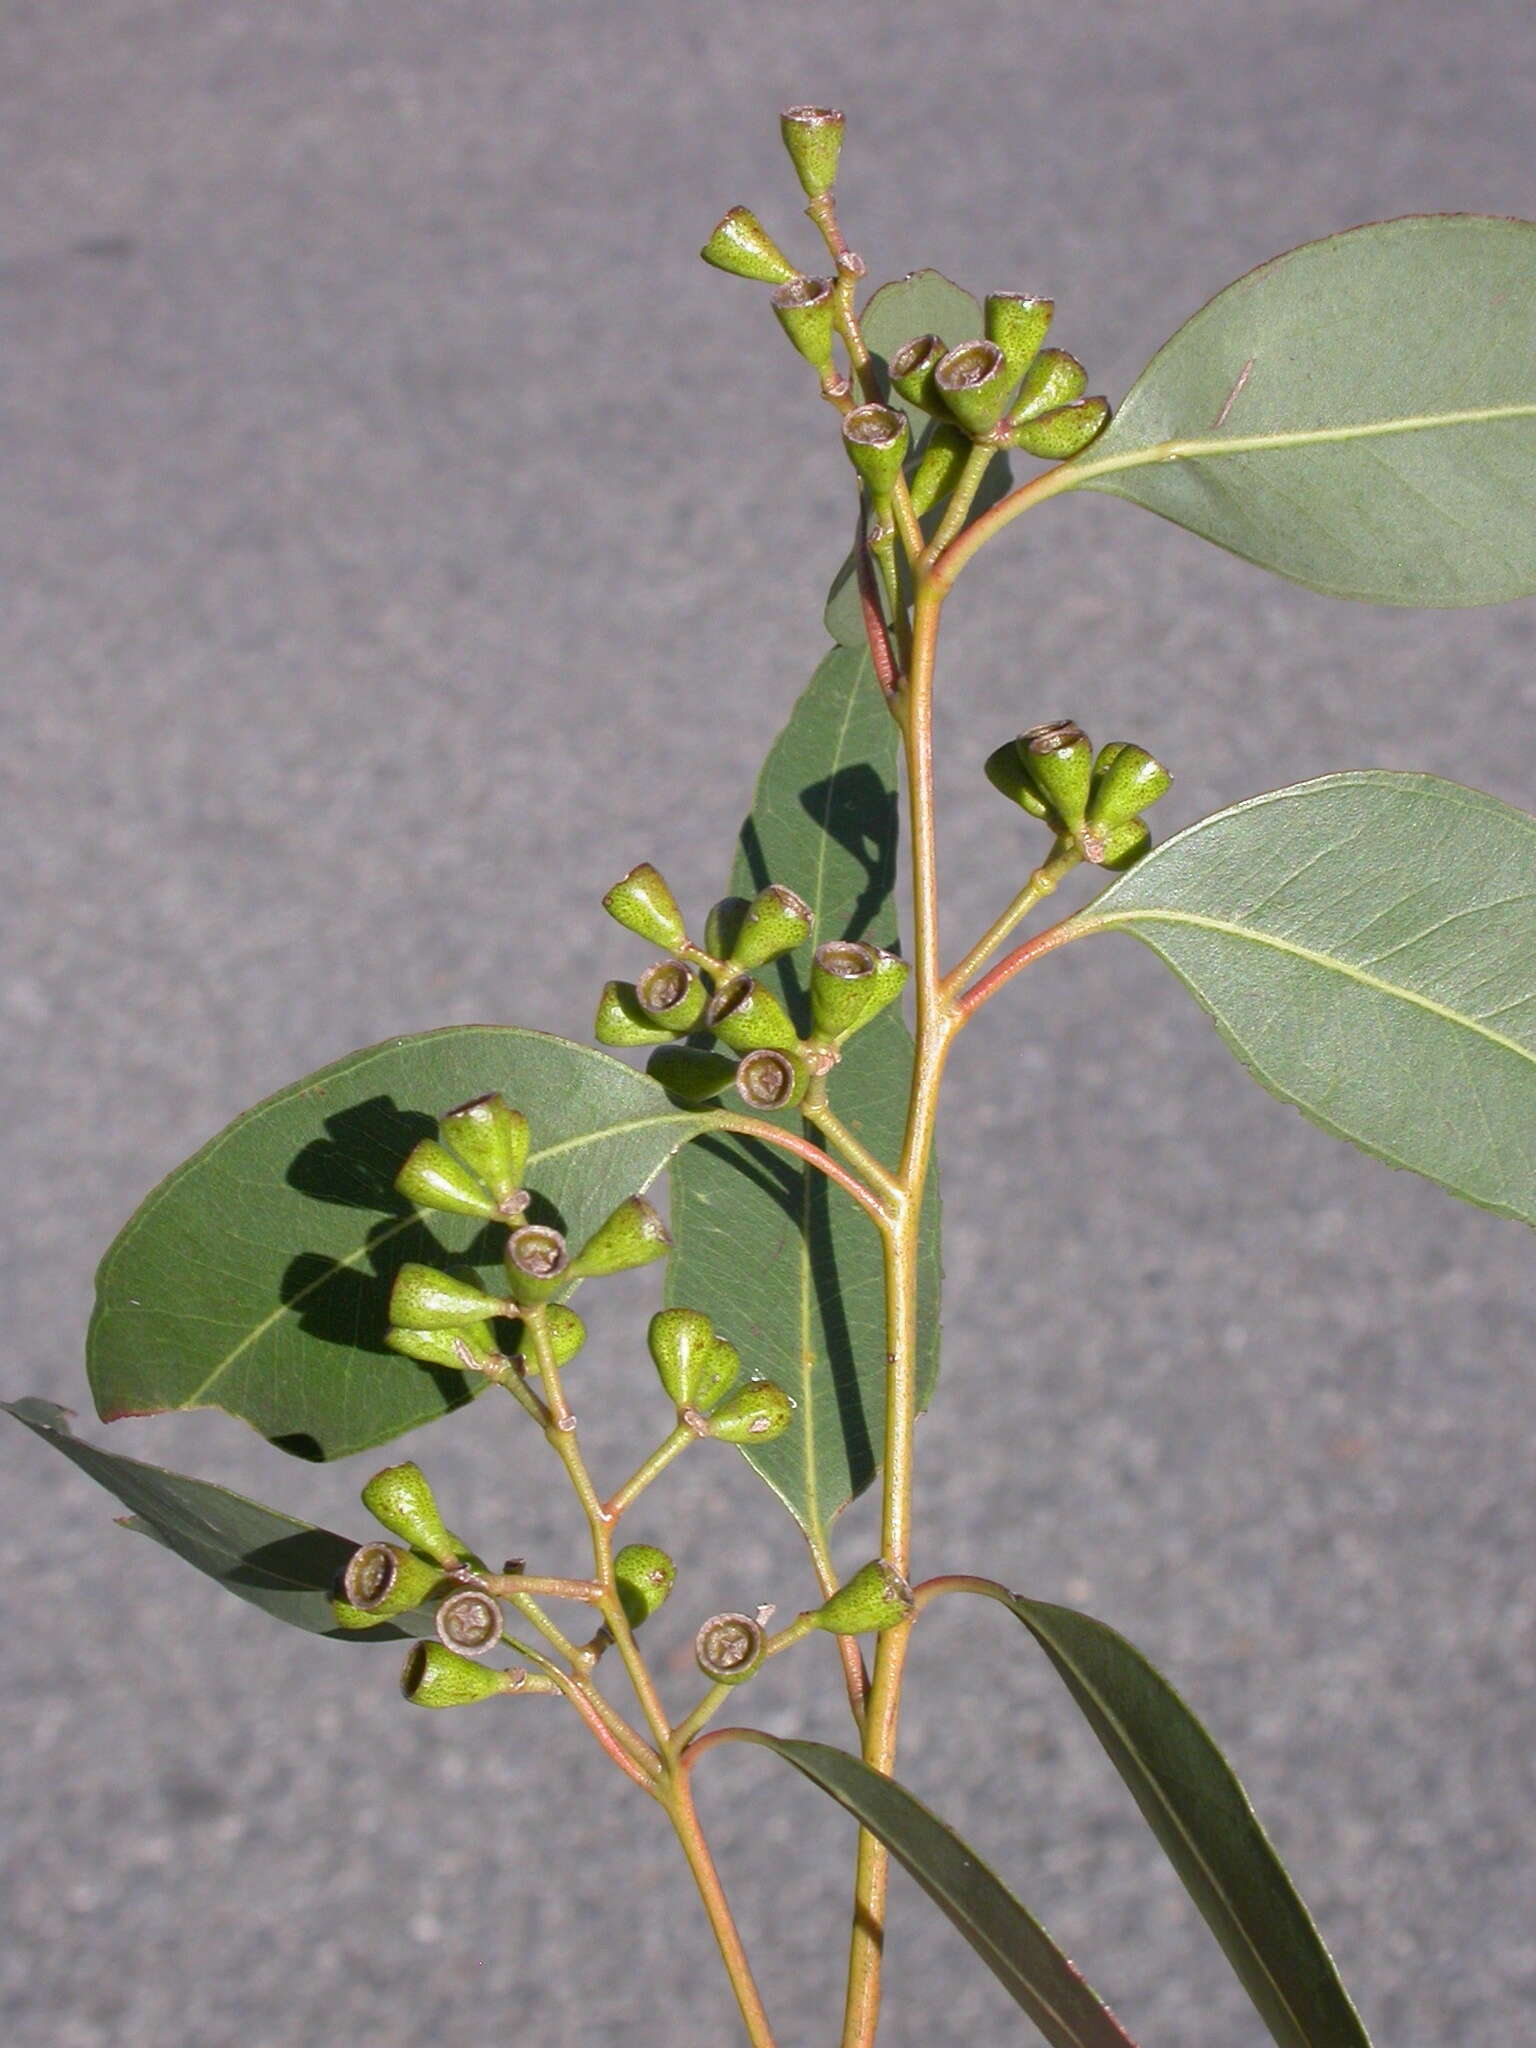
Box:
[808,939,910,1042]
[706,1378,794,1444]
[701,206,798,284]
[435,1586,503,1658]
[1085,742,1171,832]
[388,1263,507,1331]
[841,404,910,498]
[771,275,838,369]
[614,1543,677,1628]
[734,1047,809,1113]
[635,958,709,1033]
[907,423,972,518]
[695,1611,766,1686]
[705,976,800,1055]
[811,1558,913,1635]
[704,895,749,962]
[1009,347,1087,426]
[441,1094,529,1210]
[888,333,946,414]
[361,1462,458,1565]
[504,1224,570,1305]
[567,1195,671,1279]
[537,1302,587,1367]
[602,862,687,951]
[1010,395,1111,460]
[692,1334,741,1412]
[731,883,815,971]
[400,1641,513,1709]
[394,1139,497,1221]
[1019,720,1094,832]
[336,1541,445,1624]
[984,293,1054,384]
[1084,817,1151,871]
[595,980,676,1049]
[385,1320,501,1375]
[934,339,1014,435]
[649,1306,716,1406]
[984,738,1051,819]
[646,1044,739,1104]
[780,104,845,199]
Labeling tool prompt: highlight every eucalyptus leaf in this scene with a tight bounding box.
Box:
[739,1734,1138,2048]
[1073,216,1536,603]
[5,1398,418,1640]
[1073,773,1536,1224]
[89,1027,707,1460]
[666,647,941,1540]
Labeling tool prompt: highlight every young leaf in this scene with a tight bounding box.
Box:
[89,1026,707,1460]
[1070,773,1536,1225]
[990,1592,1372,2048]
[1073,216,1536,604]
[667,647,942,1540]
[6,1398,422,1641]
[737,1733,1139,2048]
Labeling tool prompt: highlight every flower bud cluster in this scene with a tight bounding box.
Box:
[985,722,1172,869]
[647,1306,794,1446]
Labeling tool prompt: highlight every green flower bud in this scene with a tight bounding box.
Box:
[888,333,946,415]
[810,1558,913,1635]
[984,293,1053,384]
[388,1263,507,1331]
[635,958,709,1033]
[1086,817,1151,871]
[703,896,749,962]
[1010,395,1110,460]
[780,104,845,199]
[731,884,815,972]
[808,939,910,1042]
[361,1462,458,1565]
[385,1320,502,1375]
[646,1045,739,1104]
[841,404,910,498]
[1008,347,1086,426]
[701,206,797,285]
[1085,742,1171,833]
[734,1047,810,1112]
[1019,720,1094,833]
[603,862,687,951]
[400,1640,515,1709]
[692,1334,741,1412]
[504,1224,570,1305]
[537,1302,587,1367]
[435,1586,503,1658]
[695,1611,766,1686]
[705,1378,794,1444]
[907,423,973,518]
[440,1094,530,1210]
[984,738,1051,819]
[595,980,677,1048]
[568,1195,671,1279]
[934,339,1014,435]
[648,1306,716,1406]
[394,1138,498,1220]
[614,1543,677,1628]
[771,275,838,370]
[705,976,801,1055]
[337,1541,445,1622]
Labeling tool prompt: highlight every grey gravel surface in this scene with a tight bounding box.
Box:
[5,3,1536,2044]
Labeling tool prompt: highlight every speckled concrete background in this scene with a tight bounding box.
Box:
[4,3,1535,2043]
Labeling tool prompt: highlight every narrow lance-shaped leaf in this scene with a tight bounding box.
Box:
[1068,216,1536,604]
[90,1026,708,1460]
[667,646,942,1539]
[738,1733,1139,2048]
[1069,772,1536,1226]
[984,1590,1373,2048]
[5,1399,422,1641]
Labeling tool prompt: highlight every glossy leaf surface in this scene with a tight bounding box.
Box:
[667,647,941,1538]
[1076,216,1536,603]
[90,1027,706,1459]
[1074,773,1536,1224]
[7,1398,419,1640]
[743,1734,1138,2048]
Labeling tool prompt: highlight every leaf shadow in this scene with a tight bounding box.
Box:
[286,1095,437,1212]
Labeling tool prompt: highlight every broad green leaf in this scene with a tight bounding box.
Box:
[90,1027,707,1460]
[825,269,1014,645]
[990,1592,1372,2048]
[6,1398,419,1640]
[1072,772,1536,1225]
[1073,216,1536,603]
[666,647,941,1539]
[738,1734,1138,2048]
